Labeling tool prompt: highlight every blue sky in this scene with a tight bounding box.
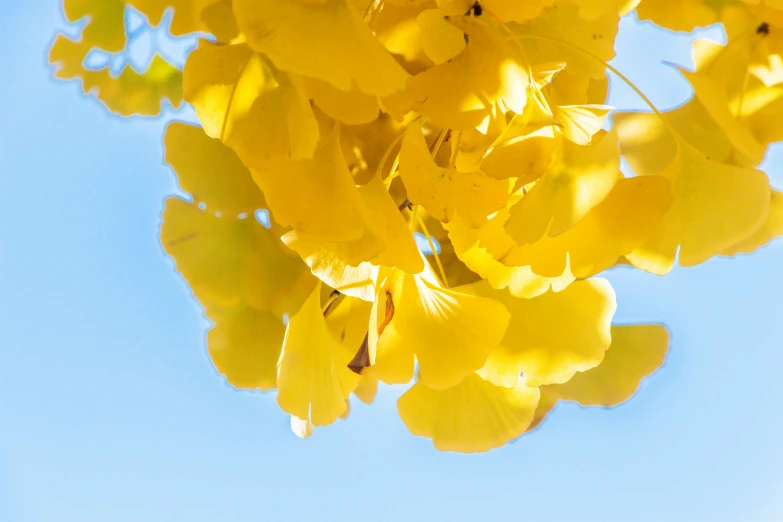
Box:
[1,2,781,521]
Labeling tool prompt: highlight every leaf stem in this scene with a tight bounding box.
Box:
[449,131,463,168]
[416,215,449,288]
[430,128,450,156]
[322,290,343,316]
[736,65,751,122]
[378,116,425,185]
[219,56,252,142]
[363,0,382,23]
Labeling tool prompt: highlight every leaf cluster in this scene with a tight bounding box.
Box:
[50,0,783,452]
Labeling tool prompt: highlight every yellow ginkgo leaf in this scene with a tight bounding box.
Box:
[54,0,230,115]
[569,0,641,20]
[62,0,125,51]
[464,279,616,388]
[453,113,510,173]
[440,0,556,21]
[690,37,750,96]
[679,67,766,166]
[445,214,576,298]
[326,294,373,350]
[251,127,381,254]
[374,270,511,389]
[164,122,265,216]
[408,16,530,130]
[161,195,314,393]
[525,387,559,433]
[614,110,674,179]
[435,0,474,15]
[183,41,319,168]
[336,114,408,184]
[505,128,621,246]
[282,232,379,301]
[340,400,351,420]
[480,0,558,22]
[687,34,783,160]
[372,2,433,74]
[417,8,467,65]
[290,415,315,439]
[353,374,379,405]
[511,2,619,80]
[133,0,219,36]
[384,0,434,6]
[161,198,314,313]
[531,61,568,89]
[542,324,670,407]
[283,225,385,272]
[49,36,183,116]
[324,293,381,379]
[206,305,286,391]
[720,7,783,87]
[277,284,360,426]
[397,373,540,453]
[636,0,721,32]
[552,103,613,146]
[359,175,425,273]
[545,71,609,106]
[200,0,241,43]
[742,1,783,30]
[420,216,490,289]
[365,283,416,385]
[281,172,423,291]
[306,77,381,126]
[731,76,783,150]
[400,123,509,227]
[742,101,783,156]
[233,0,410,96]
[626,142,771,274]
[614,100,733,177]
[502,176,672,278]
[481,125,560,183]
[722,190,783,256]
[547,68,592,105]
[503,80,559,134]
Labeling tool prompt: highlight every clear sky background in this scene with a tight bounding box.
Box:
[1,2,782,521]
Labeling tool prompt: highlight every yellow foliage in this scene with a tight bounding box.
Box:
[373,269,511,389]
[504,128,622,245]
[542,324,670,407]
[233,0,410,96]
[184,41,319,168]
[397,373,540,452]
[277,284,360,426]
[50,36,183,116]
[400,122,509,226]
[50,0,220,115]
[51,0,783,452]
[465,279,617,388]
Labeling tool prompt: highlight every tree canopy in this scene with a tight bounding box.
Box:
[50,0,783,452]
